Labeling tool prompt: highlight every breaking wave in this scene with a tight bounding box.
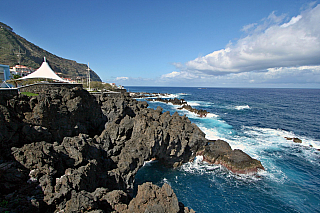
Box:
[235,105,250,110]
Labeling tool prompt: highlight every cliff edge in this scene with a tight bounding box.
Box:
[0,86,263,212]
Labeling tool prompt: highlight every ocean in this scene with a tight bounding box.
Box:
[126,87,320,213]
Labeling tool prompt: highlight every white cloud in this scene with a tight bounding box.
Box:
[161,71,181,78]
[116,77,129,80]
[241,23,257,33]
[160,70,200,81]
[160,65,320,87]
[176,4,320,76]
[281,15,302,28]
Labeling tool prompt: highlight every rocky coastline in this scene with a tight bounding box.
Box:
[148,97,209,117]
[0,86,263,212]
[196,140,264,174]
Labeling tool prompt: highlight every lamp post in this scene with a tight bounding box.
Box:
[87,63,91,91]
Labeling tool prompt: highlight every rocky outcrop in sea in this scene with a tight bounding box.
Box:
[0,86,263,212]
[149,97,209,117]
[197,140,264,174]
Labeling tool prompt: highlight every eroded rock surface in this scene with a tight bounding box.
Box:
[197,140,265,174]
[0,87,105,152]
[126,182,195,213]
[0,87,263,212]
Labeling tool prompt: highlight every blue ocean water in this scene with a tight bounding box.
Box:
[127,87,320,213]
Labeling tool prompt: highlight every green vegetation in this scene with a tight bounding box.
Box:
[0,21,101,82]
[20,91,39,96]
[0,199,8,208]
[12,74,21,79]
[18,78,55,86]
[7,77,55,87]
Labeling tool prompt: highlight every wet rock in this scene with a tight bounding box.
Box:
[198,140,265,174]
[293,138,302,143]
[178,104,208,117]
[149,97,208,117]
[0,87,264,212]
[285,137,302,143]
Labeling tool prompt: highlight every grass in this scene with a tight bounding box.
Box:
[20,91,39,96]
[0,199,8,207]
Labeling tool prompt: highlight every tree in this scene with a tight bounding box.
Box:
[12,74,21,79]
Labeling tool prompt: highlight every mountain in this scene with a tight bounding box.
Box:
[0,22,101,81]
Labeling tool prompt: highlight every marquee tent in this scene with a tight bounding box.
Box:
[17,57,69,83]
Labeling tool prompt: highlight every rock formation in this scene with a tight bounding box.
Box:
[126,182,195,213]
[149,97,209,117]
[285,137,302,143]
[197,140,265,174]
[0,86,263,212]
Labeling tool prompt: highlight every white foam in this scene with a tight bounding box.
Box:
[175,106,203,118]
[231,126,320,166]
[195,124,320,184]
[235,105,250,110]
[162,177,171,186]
[159,94,179,98]
[188,101,200,106]
[206,113,219,118]
[181,156,222,175]
[199,126,224,141]
[181,156,265,184]
[177,93,189,96]
[143,160,158,167]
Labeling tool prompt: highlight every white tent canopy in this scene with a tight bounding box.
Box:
[17,57,69,83]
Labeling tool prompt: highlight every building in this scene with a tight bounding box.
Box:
[0,64,10,82]
[17,57,69,83]
[10,65,35,77]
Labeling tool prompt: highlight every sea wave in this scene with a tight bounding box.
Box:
[143,159,158,167]
[187,101,200,106]
[159,93,179,98]
[197,124,320,183]
[235,105,250,110]
[232,126,320,166]
[176,93,190,96]
[181,156,264,183]
[162,177,171,186]
[206,113,219,118]
[181,156,222,175]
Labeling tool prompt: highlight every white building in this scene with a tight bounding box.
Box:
[10,65,35,77]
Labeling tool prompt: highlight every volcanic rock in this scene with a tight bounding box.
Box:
[0,86,264,212]
[148,97,208,117]
[285,137,302,143]
[126,182,195,213]
[197,140,265,174]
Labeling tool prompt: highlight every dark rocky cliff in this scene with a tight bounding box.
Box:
[0,86,263,212]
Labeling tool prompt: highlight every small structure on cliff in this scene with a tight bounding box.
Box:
[0,64,13,88]
[17,57,69,83]
[0,64,10,82]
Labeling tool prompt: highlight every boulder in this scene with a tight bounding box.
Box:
[126,182,180,213]
[198,140,265,174]
[285,137,302,143]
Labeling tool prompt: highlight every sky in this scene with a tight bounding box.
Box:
[1,0,320,88]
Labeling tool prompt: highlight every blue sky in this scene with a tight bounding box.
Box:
[2,0,320,88]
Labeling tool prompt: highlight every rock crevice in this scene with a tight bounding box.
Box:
[0,87,263,212]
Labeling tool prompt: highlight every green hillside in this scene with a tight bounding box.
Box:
[0,22,101,81]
